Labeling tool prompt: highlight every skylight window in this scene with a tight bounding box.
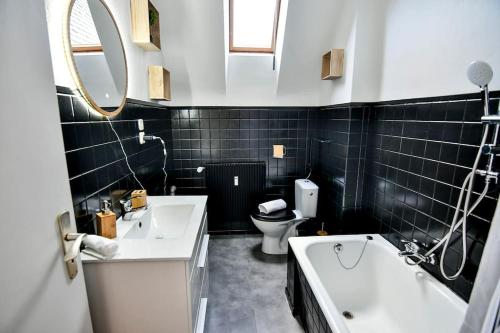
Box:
[229,0,280,53]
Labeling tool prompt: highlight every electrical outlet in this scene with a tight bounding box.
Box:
[139,131,145,144]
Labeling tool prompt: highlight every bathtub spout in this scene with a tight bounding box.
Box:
[398,250,415,257]
[398,239,437,265]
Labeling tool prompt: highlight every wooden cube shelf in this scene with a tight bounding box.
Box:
[321,49,344,80]
[131,0,161,51]
[148,66,171,101]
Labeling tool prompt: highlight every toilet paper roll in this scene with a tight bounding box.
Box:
[258,199,287,214]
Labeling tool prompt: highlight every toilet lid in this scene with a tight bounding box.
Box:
[251,208,296,222]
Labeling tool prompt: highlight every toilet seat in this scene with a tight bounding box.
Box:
[250,208,296,222]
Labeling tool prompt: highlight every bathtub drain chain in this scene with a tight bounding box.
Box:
[334,238,370,270]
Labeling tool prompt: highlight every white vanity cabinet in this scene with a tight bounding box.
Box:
[82,197,209,333]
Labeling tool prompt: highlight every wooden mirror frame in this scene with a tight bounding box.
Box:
[62,0,128,117]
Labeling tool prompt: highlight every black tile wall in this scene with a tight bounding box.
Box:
[56,87,173,234]
[361,94,500,300]
[56,84,498,301]
[307,104,374,233]
[297,265,333,333]
[307,93,499,301]
[169,107,312,200]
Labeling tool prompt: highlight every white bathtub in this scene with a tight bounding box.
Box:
[289,234,467,333]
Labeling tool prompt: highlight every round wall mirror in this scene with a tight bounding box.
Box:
[63,0,128,116]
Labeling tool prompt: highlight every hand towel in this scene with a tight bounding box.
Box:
[258,199,287,214]
[83,235,119,258]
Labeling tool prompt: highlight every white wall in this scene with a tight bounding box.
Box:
[46,0,500,107]
[378,0,500,100]
[0,1,92,332]
[226,54,277,105]
[318,0,357,105]
[156,0,346,106]
[156,0,227,106]
[276,0,344,106]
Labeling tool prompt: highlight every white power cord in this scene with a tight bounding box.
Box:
[106,117,145,190]
[144,135,168,196]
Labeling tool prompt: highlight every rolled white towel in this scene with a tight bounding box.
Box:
[83,235,119,258]
[258,199,287,214]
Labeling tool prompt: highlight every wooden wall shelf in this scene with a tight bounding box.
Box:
[321,49,344,80]
[148,66,171,101]
[131,0,161,51]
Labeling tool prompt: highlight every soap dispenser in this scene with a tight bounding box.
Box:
[96,200,117,239]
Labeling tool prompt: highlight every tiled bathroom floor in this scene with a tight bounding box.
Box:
[206,235,304,333]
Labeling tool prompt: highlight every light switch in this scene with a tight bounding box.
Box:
[273,145,286,159]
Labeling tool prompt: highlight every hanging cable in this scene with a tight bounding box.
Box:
[106,117,145,190]
[144,135,168,196]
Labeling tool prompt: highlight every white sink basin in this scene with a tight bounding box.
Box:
[81,196,207,262]
[123,204,195,240]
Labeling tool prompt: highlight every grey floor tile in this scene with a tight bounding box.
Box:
[206,235,304,333]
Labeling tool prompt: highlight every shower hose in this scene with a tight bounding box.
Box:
[407,103,499,281]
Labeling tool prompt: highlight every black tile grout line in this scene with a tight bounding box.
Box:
[376,218,467,275]
[78,157,164,207]
[374,120,482,124]
[68,139,166,181]
[61,119,174,124]
[58,85,499,109]
[373,132,483,149]
[342,109,352,208]
[356,108,369,207]
[370,171,493,224]
[372,157,497,201]
[57,90,170,110]
[374,199,486,249]
[376,208,485,271]
[373,96,500,106]
[64,128,171,153]
[72,175,132,209]
[373,192,483,242]
[373,146,478,170]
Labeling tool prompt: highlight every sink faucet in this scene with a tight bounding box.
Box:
[398,239,436,265]
[119,198,133,217]
[119,196,148,221]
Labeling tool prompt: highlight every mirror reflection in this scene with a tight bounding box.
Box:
[68,0,127,114]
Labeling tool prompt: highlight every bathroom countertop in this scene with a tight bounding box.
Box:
[81,195,208,263]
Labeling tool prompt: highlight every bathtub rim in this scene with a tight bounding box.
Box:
[288,234,468,333]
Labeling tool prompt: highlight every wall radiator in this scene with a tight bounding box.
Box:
[205,162,266,233]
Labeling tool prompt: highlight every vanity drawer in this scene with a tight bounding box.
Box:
[190,243,208,332]
[188,211,207,282]
[194,260,209,333]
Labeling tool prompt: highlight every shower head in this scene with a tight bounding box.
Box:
[467,61,493,88]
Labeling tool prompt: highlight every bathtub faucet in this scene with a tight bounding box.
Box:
[398,239,437,265]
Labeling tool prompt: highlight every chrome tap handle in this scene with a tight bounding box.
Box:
[119,199,132,216]
[399,239,421,255]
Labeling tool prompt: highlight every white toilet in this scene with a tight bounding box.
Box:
[250,179,319,254]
